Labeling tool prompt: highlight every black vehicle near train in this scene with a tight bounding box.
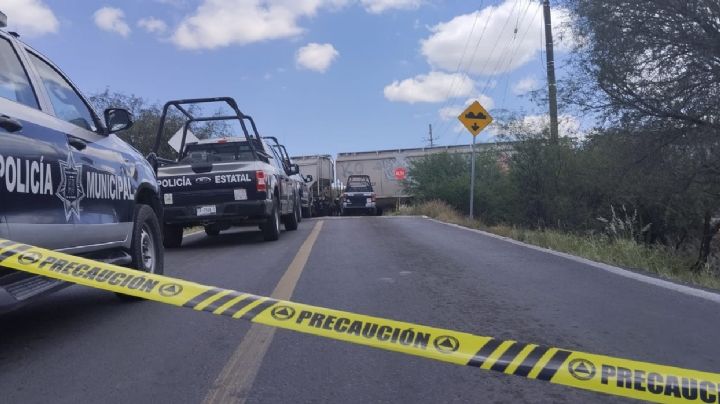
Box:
[340,175,377,216]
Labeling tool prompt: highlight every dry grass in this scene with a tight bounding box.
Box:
[396,200,720,290]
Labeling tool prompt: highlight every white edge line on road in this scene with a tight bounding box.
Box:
[422,216,720,305]
[305,215,420,220]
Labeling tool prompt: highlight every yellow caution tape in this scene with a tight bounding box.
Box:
[1,239,718,403]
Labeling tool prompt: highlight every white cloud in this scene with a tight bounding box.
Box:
[295,43,339,73]
[421,0,574,76]
[2,0,59,37]
[154,0,188,7]
[361,0,421,14]
[384,72,476,104]
[94,7,131,37]
[518,114,583,138]
[512,76,540,95]
[438,95,495,120]
[171,0,348,50]
[138,17,168,34]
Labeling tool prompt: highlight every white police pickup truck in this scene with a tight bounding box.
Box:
[151,98,301,247]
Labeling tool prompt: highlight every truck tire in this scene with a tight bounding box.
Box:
[302,206,312,218]
[205,226,220,236]
[284,198,300,231]
[163,224,183,248]
[116,205,164,301]
[262,197,281,241]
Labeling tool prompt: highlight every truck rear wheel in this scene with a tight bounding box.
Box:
[302,206,312,218]
[262,197,281,241]
[163,224,183,248]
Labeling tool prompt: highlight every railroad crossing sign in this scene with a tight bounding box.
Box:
[458,100,493,136]
[394,167,406,181]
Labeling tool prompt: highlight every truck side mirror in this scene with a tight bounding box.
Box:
[104,108,133,133]
[290,163,300,175]
[305,174,313,183]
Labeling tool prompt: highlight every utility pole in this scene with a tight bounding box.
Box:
[543,0,559,143]
[425,123,434,147]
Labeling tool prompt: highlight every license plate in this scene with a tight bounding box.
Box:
[234,188,247,201]
[197,205,216,216]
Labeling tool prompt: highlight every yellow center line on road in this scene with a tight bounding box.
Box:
[203,220,325,404]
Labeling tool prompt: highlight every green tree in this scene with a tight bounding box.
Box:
[89,89,237,159]
[405,150,512,224]
[562,0,720,270]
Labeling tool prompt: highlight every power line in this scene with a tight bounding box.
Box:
[429,4,486,145]
[448,0,523,144]
[435,1,506,143]
[497,2,543,108]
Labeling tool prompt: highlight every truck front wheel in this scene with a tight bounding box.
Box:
[116,205,164,301]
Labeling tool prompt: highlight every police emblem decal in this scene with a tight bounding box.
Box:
[57,153,85,221]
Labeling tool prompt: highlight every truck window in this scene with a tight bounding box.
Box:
[0,37,39,109]
[180,142,256,163]
[27,52,98,132]
[269,146,288,172]
[346,184,372,192]
[346,179,372,192]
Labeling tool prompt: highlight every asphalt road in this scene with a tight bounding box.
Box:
[1,216,719,403]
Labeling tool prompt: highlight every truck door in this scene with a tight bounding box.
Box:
[0,35,75,249]
[24,50,132,247]
[267,147,292,215]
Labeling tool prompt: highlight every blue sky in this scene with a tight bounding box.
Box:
[4,0,580,156]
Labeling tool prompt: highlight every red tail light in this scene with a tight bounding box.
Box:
[256,171,267,192]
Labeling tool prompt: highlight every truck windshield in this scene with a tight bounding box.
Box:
[180,142,255,163]
[346,180,372,192]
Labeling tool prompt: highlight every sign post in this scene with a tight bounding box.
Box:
[394,167,406,210]
[458,100,493,219]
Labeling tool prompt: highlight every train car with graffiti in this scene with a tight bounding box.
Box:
[336,143,512,211]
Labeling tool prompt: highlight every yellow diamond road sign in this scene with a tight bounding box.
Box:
[458,100,493,137]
